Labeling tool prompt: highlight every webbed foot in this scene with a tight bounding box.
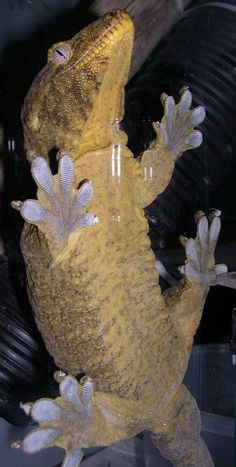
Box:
[12,151,98,254]
[157,87,205,160]
[13,374,94,466]
[180,210,227,286]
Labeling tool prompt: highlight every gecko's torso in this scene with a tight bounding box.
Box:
[23,141,188,404]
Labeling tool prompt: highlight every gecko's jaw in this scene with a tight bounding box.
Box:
[98,9,134,45]
[99,11,134,63]
[74,10,134,154]
[70,9,134,65]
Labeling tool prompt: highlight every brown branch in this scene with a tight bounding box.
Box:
[90,0,190,77]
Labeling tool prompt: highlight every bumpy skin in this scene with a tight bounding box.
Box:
[13,9,228,467]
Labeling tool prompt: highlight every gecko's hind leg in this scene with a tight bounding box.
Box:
[14,375,94,467]
[13,374,149,466]
[179,210,227,286]
[150,385,214,467]
[164,210,227,343]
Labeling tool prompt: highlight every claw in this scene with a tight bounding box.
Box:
[180,211,227,286]
[157,90,205,159]
[12,151,98,255]
[179,235,188,247]
[208,209,221,222]
[194,210,205,223]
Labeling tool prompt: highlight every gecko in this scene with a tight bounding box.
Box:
[11,9,229,467]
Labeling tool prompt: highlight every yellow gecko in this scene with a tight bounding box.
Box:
[12,9,228,467]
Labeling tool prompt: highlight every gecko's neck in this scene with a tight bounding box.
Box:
[64,123,128,162]
[76,45,130,157]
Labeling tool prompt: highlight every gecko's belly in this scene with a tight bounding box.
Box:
[24,218,185,399]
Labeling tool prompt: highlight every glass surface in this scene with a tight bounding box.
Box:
[0,1,235,466]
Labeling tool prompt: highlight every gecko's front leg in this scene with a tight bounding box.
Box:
[12,150,98,258]
[139,88,205,207]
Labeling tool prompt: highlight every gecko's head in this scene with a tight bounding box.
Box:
[22,10,134,158]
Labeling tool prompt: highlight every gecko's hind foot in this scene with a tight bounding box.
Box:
[180,210,227,286]
[12,151,98,254]
[14,375,94,467]
[156,88,205,159]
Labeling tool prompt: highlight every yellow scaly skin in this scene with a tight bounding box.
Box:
[12,9,227,467]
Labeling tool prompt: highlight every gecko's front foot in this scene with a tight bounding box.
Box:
[157,88,206,160]
[180,210,227,286]
[12,151,98,255]
[13,374,94,467]
[140,89,206,205]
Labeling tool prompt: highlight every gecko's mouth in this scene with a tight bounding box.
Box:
[96,9,134,45]
[71,9,134,68]
[86,9,134,42]
[100,9,133,30]
[72,10,135,154]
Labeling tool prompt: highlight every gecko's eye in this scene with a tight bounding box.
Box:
[50,44,72,65]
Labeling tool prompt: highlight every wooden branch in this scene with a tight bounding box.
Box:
[90,0,190,77]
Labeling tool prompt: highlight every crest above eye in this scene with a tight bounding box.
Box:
[49,43,72,65]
